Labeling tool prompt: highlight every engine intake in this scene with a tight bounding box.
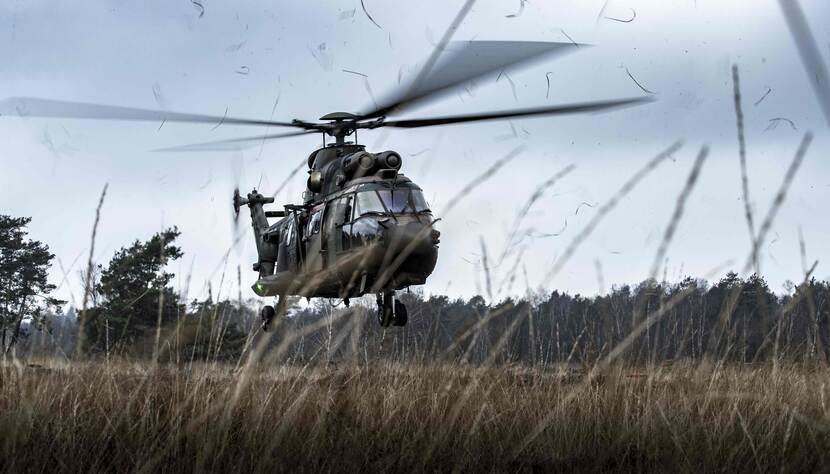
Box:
[376,151,402,170]
[342,151,376,177]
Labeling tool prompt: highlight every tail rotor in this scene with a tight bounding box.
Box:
[233,187,244,222]
[232,186,250,238]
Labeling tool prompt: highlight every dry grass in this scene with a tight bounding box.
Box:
[1,358,829,473]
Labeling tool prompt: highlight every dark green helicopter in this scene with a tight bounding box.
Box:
[0,39,652,330]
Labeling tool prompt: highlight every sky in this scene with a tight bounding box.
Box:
[1,0,829,307]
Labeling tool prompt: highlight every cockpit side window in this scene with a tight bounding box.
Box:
[336,195,353,251]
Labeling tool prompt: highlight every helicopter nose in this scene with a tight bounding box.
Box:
[382,222,439,282]
[385,222,437,254]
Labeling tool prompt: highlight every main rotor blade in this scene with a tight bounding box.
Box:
[154,130,316,152]
[361,0,476,120]
[359,40,583,119]
[0,97,303,128]
[378,97,653,129]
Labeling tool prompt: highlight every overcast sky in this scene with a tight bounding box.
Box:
[1,0,829,307]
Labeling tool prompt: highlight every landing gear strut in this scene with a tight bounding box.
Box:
[376,291,408,327]
[261,295,287,331]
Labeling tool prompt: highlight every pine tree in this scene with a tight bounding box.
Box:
[0,215,63,354]
[85,227,183,355]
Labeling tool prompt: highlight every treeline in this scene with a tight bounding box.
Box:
[19,273,830,366]
[252,272,830,365]
[4,214,830,365]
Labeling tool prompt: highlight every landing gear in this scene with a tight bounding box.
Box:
[376,291,407,327]
[261,295,287,331]
[376,293,391,327]
[260,305,275,331]
[393,300,408,326]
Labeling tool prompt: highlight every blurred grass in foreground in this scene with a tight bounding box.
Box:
[1,359,829,473]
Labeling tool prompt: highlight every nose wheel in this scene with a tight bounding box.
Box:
[376,291,407,327]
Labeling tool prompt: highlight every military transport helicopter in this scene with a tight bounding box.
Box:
[0,39,652,330]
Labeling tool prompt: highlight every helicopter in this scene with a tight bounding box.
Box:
[0,38,652,330]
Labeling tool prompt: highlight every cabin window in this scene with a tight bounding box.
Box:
[307,209,322,235]
[284,217,294,247]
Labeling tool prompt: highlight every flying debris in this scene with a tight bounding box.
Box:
[605,8,636,23]
[766,117,797,131]
[625,67,655,94]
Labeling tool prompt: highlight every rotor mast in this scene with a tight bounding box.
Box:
[304,112,365,146]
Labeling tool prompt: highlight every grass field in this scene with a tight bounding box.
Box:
[1,358,829,472]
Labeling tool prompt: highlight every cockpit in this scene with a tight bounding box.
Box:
[328,182,435,253]
[351,184,431,217]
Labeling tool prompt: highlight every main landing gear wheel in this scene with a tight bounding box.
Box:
[392,300,408,326]
[261,296,287,331]
[260,305,275,331]
[376,291,408,327]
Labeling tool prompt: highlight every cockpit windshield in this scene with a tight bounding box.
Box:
[354,190,386,216]
[378,189,413,213]
[410,190,430,213]
[353,188,431,216]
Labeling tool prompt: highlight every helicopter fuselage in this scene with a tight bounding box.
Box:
[241,143,440,301]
